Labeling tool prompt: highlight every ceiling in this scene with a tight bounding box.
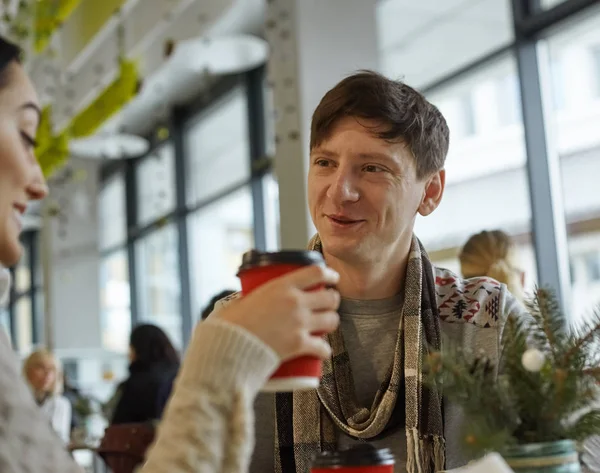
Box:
[377,0,514,89]
[26,0,266,133]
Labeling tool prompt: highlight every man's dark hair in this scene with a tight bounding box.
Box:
[310,70,450,179]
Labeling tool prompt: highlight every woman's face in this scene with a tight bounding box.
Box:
[28,358,56,393]
[0,62,48,267]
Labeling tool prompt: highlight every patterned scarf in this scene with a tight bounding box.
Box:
[274,234,445,473]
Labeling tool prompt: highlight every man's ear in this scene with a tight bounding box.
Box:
[418,169,445,216]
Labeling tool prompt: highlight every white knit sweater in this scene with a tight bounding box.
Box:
[0,267,279,473]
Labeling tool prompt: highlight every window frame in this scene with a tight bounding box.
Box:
[98,67,270,348]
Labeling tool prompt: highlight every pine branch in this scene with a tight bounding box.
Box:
[583,367,600,381]
[563,311,600,366]
[566,409,600,443]
[526,288,567,360]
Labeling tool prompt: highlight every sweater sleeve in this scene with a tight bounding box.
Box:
[0,331,82,473]
[139,319,280,473]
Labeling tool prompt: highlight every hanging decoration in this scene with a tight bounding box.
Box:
[67,59,138,138]
[36,106,70,177]
[34,0,82,53]
[36,59,139,176]
[0,0,81,54]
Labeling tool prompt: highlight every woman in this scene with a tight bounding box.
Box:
[459,229,526,301]
[23,349,72,444]
[110,324,180,425]
[0,35,340,473]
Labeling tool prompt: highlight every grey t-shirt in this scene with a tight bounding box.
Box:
[250,294,406,473]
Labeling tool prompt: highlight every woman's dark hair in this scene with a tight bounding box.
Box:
[201,289,236,320]
[129,324,180,366]
[0,36,21,89]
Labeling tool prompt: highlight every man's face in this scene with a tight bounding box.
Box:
[308,116,443,266]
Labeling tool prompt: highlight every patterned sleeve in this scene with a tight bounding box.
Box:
[0,331,82,473]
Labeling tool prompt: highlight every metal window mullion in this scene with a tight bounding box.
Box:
[8,266,16,349]
[514,34,571,311]
[29,232,39,345]
[516,0,599,39]
[246,65,268,251]
[125,159,139,327]
[172,111,193,347]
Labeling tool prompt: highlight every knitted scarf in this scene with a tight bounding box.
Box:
[274,234,445,473]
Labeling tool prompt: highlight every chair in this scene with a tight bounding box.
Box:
[97,423,156,473]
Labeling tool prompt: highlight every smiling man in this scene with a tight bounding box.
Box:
[248,71,524,473]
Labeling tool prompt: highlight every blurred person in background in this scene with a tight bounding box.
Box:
[110,324,180,425]
[0,33,340,473]
[23,349,72,444]
[459,229,526,301]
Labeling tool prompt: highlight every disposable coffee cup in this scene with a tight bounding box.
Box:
[237,249,326,392]
[311,444,395,473]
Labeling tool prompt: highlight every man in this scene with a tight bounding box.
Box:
[219,71,523,473]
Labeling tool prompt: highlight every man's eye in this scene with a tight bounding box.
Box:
[364,164,385,173]
[315,159,330,167]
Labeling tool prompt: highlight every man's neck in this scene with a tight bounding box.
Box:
[323,246,410,300]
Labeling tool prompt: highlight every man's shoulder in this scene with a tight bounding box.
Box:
[433,266,507,328]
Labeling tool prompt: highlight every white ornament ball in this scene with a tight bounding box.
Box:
[521,348,545,372]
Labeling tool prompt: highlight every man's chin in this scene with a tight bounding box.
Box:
[319,236,363,260]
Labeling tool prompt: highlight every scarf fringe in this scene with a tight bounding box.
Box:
[434,435,446,472]
[407,428,423,473]
[407,429,447,473]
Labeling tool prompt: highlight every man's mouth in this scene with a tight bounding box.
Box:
[326,214,365,227]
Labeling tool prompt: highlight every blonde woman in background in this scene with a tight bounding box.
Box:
[459,229,526,301]
[23,349,72,444]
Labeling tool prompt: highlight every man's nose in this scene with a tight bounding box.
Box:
[327,167,360,203]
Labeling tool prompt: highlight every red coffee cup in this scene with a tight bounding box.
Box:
[311,445,395,473]
[237,249,326,392]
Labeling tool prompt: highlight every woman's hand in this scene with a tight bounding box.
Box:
[218,265,340,361]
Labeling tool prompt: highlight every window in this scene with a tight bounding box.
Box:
[8,231,42,353]
[136,144,177,227]
[377,0,514,88]
[591,45,600,97]
[185,87,250,206]
[100,250,131,353]
[15,298,32,354]
[99,173,127,250]
[539,0,569,11]
[584,252,600,282]
[135,224,182,348]
[0,307,10,340]
[496,73,521,125]
[549,58,566,111]
[14,249,31,294]
[416,55,536,294]
[544,9,600,324]
[263,173,281,251]
[188,187,254,320]
[459,94,476,137]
